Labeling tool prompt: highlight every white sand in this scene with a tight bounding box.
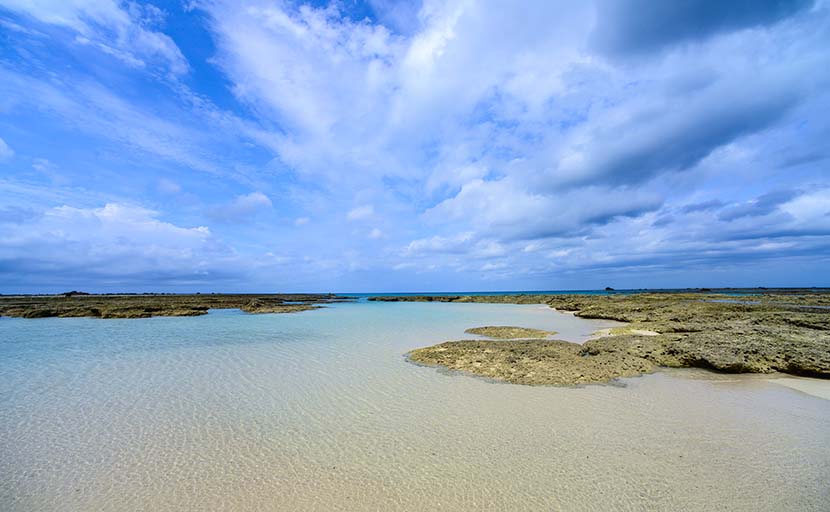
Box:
[768,377,830,400]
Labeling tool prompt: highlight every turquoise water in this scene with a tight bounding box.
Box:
[1,302,829,511]
[345,290,627,297]
[344,287,823,298]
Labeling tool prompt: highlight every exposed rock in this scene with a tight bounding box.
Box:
[408,338,656,386]
[464,326,556,339]
[0,293,349,319]
[239,298,321,314]
[397,291,830,383]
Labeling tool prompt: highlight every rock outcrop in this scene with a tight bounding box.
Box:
[400,291,830,384]
[0,293,349,319]
[464,326,556,339]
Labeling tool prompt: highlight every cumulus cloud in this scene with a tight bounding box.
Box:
[0,203,235,286]
[405,232,474,255]
[515,188,830,277]
[206,1,404,184]
[405,232,507,259]
[0,0,188,75]
[203,0,593,187]
[202,1,826,245]
[207,192,273,222]
[1,0,828,289]
[425,178,662,240]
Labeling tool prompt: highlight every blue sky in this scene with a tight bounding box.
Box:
[0,0,828,293]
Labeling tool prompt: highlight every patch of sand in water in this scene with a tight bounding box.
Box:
[768,376,830,400]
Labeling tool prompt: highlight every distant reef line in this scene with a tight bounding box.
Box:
[0,293,352,319]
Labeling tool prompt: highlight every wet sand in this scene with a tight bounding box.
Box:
[769,377,830,400]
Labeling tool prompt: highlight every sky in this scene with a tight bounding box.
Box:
[0,0,828,293]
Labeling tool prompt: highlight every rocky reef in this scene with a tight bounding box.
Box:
[0,293,348,319]
[408,338,655,386]
[398,291,830,384]
[464,326,556,339]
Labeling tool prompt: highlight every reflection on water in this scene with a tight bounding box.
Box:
[1,302,828,511]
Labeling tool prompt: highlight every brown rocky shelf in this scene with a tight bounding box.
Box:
[0,293,351,319]
[399,291,830,384]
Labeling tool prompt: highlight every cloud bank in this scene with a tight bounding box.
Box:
[0,0,828,291]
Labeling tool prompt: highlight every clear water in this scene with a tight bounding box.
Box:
[1,302,828,511]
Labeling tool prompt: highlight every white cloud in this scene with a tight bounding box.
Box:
[0,203,231,279]
[0,0,188,76]
[208,191,272,222]
[368,227,383,239]
[31,158,53,172]
[0,66,272,182]
[0,137,13,161]
[2,1,829,289]
[207,1,404,183]
[405,232,474,255]
[523,241,544,253]
[480,261,507,272]
[347,204,374,221]
[781,189,830,224]
[157,178,181,195]
[424,178,662,240]
[30,157,71,185]
[203,0,592,187]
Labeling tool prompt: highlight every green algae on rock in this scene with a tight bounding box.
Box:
[464,326,556,339]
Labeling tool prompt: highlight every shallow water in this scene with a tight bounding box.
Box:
[1,302,828,511]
